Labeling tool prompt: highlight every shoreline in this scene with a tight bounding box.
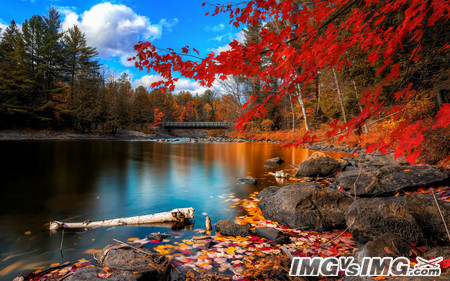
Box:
[0,129,361,154]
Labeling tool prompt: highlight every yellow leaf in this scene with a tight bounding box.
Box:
[226,246,236,255]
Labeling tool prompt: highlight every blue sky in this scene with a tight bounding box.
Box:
[0,0,244,94]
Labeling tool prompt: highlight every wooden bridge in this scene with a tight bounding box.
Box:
[160,122,233,130]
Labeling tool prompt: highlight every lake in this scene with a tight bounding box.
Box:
[0,140,344,280]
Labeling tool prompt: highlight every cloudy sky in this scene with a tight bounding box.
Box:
[0,0,244,94]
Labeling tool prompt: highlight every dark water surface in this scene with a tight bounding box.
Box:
[0,140,344,280]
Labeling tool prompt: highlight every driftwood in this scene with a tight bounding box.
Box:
[49,208,195,231]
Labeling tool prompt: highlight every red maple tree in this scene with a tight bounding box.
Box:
[131,0,450,165]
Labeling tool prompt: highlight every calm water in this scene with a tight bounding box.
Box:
[0,140,343,280]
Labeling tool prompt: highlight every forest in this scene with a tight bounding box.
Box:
[0,2,449,164]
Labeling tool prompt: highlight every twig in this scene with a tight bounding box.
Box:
[59,229,64,258]
[324,223,353,246]
[431,190,450,242]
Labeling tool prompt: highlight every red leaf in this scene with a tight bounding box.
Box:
[432,103,450,129]
[406,148,422,166]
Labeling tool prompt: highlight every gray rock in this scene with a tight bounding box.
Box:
[256,186,280,199]
[423,246,450,260]
[345,233,413,278]
[265,157,285,164]
[273,236,291,245]
[336,165,448,197]
[346,197,425,245]
[354,233,412,261]
[99,244,170,273]
[237,176,257,185]
[255,227,283,240]
[215,220,252,237]
[66,244,170,281]
[405,194,450,245]
[295,152,341,177]
[258,182,353,230]
[367,152,410,167]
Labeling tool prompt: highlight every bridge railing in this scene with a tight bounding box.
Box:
[161,122,233,128]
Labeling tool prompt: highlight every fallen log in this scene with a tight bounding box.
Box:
[49,207,195,231]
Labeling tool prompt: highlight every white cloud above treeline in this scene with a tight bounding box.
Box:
[59,2,177,65]
[0,20,8,34]
[133,75,212,95]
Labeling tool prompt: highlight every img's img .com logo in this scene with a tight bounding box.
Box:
[289,256,443,277]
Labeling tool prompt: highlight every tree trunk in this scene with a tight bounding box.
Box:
[49,208,195,230]
[296,84,310,132]
[332,67,347,123]
[288,93,296,132]
[352,80,369,134]
[317,82,321,113]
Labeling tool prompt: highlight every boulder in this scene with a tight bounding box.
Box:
[99,244,170,273]
[346,197,425,245]
[295,152,341,177]
[256,186,280,199]
[367,152,409,167]
[404,194,450,245]
[215,220,252,237]
[237,176,257,185]
[354,233,412,261]
[265,157,284,164]
[423,246,450,260]
[350,233,413,277]
[336,165,448,197]
[258,182,353,230]
[255,227,283,240]
[66,244,170,281]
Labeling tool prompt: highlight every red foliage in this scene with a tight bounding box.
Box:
[131,0,450,164]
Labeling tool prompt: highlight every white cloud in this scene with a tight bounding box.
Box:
[132,75,210,95]
[0,21,7,35]
[60,3,177,66]
[209,30,245,55]
[204,23,225,32]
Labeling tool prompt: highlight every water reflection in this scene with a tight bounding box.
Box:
[0,141,344,280]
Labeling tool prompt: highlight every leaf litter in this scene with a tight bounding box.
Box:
[20,186,450,280]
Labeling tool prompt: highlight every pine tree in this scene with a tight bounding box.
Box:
[61,25,99,90]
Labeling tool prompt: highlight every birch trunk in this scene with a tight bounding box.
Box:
[332,68,347,123]
[49,208,195,231]
[296,84,310,132]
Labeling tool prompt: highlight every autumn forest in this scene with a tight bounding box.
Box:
[1,1,449,165]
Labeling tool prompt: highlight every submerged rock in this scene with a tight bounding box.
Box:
[295,152,341,177]
[258,182,352,230]
[346,197,425,245]
[237,176,257,185]
[265,157,284,164]
[336,165,448,197]
[215,220,252,237]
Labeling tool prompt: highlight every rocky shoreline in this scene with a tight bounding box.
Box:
[11,133,450,281]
